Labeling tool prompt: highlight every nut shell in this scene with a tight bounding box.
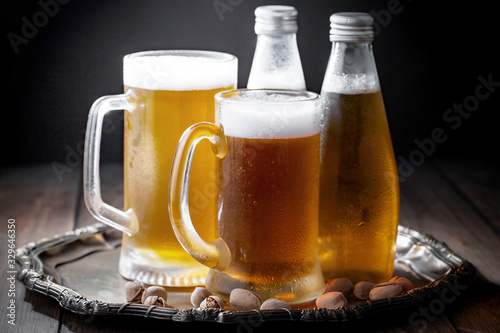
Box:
[369,282,403,300]
[230,288,262,311]
[141,286,168,304]
[191,287,212,307]
[389,276,414,291]
[260,298,291,310]
[143,295,168,307]
[124,281,144,303]
[315,291,348,309]
[353,281,375,300]
[324,278,354,296]
[200,296,225,309]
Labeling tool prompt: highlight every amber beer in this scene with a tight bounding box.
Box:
[121,51,236,285]
[168,90,325,302]
[218,134,320,283]
[319,89,399,283]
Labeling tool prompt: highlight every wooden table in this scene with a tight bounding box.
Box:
[1,158,499,332]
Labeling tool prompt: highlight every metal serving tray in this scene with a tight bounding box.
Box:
[16,223,475,324]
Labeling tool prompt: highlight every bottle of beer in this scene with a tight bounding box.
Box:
[318,12,399,283]
[247,5,306,90]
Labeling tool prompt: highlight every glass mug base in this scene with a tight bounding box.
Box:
[204,261,325,305]
[118,244,209,287]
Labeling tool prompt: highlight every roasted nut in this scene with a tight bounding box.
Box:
[324,278,354,296]
[315,291,348,309]
[143,295,168,307]
[191,287,212,307]
[125,281,144,303]
[141,286,168,304]
[389,276,414,291]
[353,281,375,300]
[230,288,262,311]
[369,282,403,300]
[200,296,225,309]
[260,298,291,310]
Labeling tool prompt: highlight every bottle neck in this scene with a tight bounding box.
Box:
[321,41,380,94]
[247,33,306,90]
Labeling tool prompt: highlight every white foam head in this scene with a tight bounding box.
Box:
[247,70,306,90]
[216,90,320,139]
[123,50,237,91]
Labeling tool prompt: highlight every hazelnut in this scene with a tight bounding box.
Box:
[143,295,168,307]
[369,282,403,300]
[315,291,348,309]
[200,296,225,309]
[353,281,375,300]
[141,286,168,304]
[324,278,354,297]
[230,288,262,311]
[191,287,212,307]
[389,276,414,291]
[260,298,291,310]
[124,281,144,303]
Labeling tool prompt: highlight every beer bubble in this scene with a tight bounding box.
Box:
[323,73,379,94]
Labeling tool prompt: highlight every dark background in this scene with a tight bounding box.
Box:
[2,0,499,168]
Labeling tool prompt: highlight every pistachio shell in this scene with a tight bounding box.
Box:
[191,287,212,307]
[315,291,348,309]
[369,282,403,300]
[200,296,225,309]
[124,281,144,303]
[324,278,354,296]
[260,298,291,310]
[389,276,414,291]
[143,295,168,307]
[230,288,262,311]
[353,281,375,300]
[141,286,168,304]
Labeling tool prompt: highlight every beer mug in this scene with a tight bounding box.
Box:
[84,50,237,286]
[169,89,325,304]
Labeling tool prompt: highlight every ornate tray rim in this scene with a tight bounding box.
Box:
[16,223,476,324]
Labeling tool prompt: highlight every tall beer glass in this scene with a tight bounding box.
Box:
[169,89,325,304]
[84,50,237,286]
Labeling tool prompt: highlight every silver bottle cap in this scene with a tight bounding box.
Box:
[254,5,298,35]
[330,12,374,42]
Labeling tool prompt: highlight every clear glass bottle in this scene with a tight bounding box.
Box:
[247,5,306,90]
[318,12,400,283]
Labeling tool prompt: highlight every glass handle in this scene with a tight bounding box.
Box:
[169,122,231,271]
[83,92,138,236]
